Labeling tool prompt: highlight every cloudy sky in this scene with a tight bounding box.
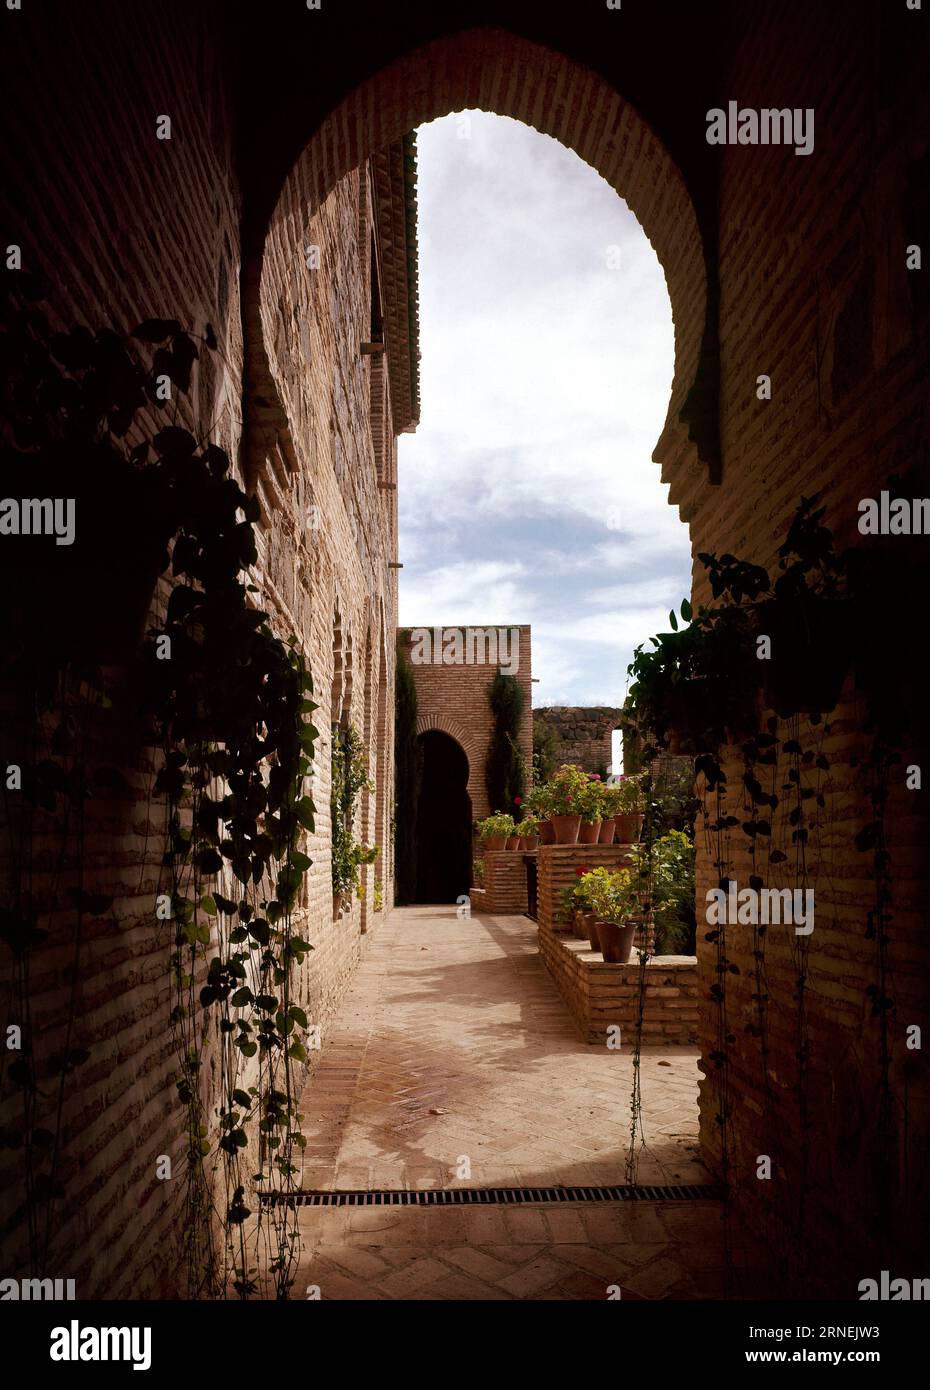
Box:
[397,112,692,707]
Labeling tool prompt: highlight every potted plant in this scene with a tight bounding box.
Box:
[520,814,541,851]
[577,776,603,844]
[477,812,515,852]
[546,763,588,844]
[607,774,646,844]
[597,786,617,844]
[586,867,637,964]
[525,783,555,844]
[624,498,860,757]
[574,867,614,950]
[629,829,696,955]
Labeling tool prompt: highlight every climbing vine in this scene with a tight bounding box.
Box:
[0,289,320,1296]
[330,724,377,908]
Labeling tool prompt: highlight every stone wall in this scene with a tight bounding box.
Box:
[535,707,624,777]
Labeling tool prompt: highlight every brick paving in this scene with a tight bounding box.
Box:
[296,905,706,1191]
[296,1199,750,1300]
[287,906,764,1299]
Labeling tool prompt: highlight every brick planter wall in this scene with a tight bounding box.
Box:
[471,849,528,914]
[536,843,636,937]
[538,917,699,1046]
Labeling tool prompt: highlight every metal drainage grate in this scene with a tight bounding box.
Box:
[260,1183,723,1208]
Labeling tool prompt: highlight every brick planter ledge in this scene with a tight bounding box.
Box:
[537,916,699,1047]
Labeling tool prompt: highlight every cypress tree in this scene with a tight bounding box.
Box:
[486,671,526,818]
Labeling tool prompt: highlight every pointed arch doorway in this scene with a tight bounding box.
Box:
[414,729,472,903]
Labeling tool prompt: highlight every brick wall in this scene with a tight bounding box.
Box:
[679,2,930,1293]
[1,0,927,1300]
[538,921,700,1048]
[401,626,533,824]
[0,3,409,1296]
[471,850,529,915]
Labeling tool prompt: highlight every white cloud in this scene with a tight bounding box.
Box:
[398,112,691,705]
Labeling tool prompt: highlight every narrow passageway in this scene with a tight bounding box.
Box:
[293,906,749,1300]
[298,905,704,1190]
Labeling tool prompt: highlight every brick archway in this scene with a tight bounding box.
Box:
[414,713,477,779]
[244,27,715,514]
[415,712,487,831]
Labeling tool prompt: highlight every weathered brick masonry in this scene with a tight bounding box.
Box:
[1,0,415,1296]
[1,0,928,1299]
[402,625,532,824]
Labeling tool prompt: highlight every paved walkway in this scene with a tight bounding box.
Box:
[297,905,705,1191]
[289,907,759,1299]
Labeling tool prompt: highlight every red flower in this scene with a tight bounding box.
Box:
[575,867,586,878]
[514,796,522,805]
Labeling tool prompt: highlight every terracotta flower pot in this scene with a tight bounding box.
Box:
[615,812,644,844]
[598,817,616,844]
[550,814,581,844]
[596,920,636,964]
[578,819,601,845]
[538,820,556,845]
[523,835,539,851]
[582,911,600,951]
[484,834,506,852]
[514,836,526,851]
[505,836,519,850]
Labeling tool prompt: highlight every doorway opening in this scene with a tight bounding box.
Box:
[414,730,471,903]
